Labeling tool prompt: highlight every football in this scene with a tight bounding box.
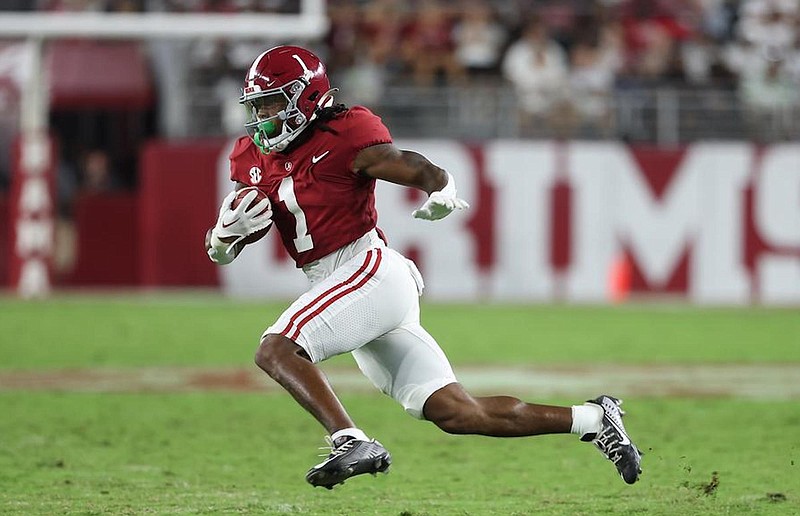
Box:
[230,186,270,214]
[213,187,272,246]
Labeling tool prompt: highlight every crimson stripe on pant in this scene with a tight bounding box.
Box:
[286,249,383,341]
[278,249,378,339]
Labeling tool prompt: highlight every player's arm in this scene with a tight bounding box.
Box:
[354,143,469,220]
[205,181,271,265]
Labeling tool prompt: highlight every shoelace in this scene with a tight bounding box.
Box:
[317,435,357,458]
[594,425,625,465]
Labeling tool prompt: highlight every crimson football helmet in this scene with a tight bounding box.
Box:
[239,45,335,153]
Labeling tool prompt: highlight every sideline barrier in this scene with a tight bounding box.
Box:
[3,139,798,304]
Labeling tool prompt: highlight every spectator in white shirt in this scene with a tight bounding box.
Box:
[452,0,508,80]
[501,18,569,134]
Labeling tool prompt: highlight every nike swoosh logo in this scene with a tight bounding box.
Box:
[607,418,631,445]
[311,150,330,164]
[221,218,240,229]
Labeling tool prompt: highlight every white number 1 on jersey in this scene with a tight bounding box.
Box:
[278,176,314,253]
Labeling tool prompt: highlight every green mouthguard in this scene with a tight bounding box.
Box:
[253,120,277,154]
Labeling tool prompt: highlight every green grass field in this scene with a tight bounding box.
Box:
[1,295,798,515]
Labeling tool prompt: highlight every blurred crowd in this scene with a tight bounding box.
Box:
[184,0,800,138]
[17,1,800,124]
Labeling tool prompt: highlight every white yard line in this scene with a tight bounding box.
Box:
[1,364,799,399]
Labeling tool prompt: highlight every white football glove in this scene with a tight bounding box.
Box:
[207,189,272,264]
[412,172,470,221]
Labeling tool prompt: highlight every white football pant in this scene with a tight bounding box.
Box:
[264,230,457,418]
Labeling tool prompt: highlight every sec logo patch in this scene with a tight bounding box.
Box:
[249,166,262,183]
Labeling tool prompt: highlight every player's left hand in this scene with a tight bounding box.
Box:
[412,172,469,221]
[412,191,470,220]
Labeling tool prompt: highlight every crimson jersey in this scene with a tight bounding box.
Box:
[228,106,393,267]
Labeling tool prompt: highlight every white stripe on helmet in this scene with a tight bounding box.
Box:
[246,49,271,91]
[292,54,314,81]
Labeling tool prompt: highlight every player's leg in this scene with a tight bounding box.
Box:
[254,333,354,434]
[423,386,642,484]
[354,316,642,484]
[254,247,408,488]
[422,383,573,436]
[352,323,575,435]
[255,333,391,489]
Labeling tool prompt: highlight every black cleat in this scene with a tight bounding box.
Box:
[305,436,391,489]
[581,395,643,484]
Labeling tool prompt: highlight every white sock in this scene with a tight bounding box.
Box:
[570,404,603,436]
[331,427,370,442]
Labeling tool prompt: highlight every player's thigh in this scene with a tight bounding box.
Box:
[264,248,418,363]
[352,322,457,419]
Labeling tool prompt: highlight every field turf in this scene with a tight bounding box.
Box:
[1,295,798,515]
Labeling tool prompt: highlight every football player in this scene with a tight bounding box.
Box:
[205,45,642,489]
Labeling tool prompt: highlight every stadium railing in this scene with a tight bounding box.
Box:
[187,83,800,145]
